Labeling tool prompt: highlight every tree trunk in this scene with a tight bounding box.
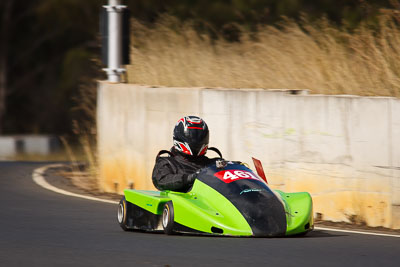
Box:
[0,56,6,135]
[0,0,13,134]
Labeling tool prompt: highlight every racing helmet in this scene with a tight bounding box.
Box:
[173,116,209,156]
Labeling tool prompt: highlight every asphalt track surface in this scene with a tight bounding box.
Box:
[0,162,399,267]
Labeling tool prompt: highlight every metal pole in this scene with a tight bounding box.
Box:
[103,0,126,83]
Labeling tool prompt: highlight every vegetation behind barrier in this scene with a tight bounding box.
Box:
[1,1,399,135]
[127,11,400,97]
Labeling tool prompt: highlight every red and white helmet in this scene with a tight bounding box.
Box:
[173,116,209,156]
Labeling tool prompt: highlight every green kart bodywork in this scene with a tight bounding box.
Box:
[119,161,313,237]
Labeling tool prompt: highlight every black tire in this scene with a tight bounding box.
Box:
[162,201,174,234]
[117,196,131,231]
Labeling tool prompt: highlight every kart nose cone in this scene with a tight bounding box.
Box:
[198,166,287,236]
[241,192,287,236]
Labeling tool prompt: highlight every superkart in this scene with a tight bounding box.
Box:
[117,158,313,237]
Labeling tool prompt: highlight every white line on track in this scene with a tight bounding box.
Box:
[314,226,400,238]
[32,164,118,204]
[33,164,400,238]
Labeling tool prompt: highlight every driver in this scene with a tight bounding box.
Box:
[152,116,222,192]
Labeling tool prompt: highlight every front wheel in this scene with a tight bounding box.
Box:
[117,196,131,231]
[162,201,174,234]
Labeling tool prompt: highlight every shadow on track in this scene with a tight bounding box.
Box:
[120,228,345,239]
[296,230,346,238]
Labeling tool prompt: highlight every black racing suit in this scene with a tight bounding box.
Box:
[152,148,221,192]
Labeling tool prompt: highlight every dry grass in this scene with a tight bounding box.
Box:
[60,131,99,190]
[127,12,400,97]
[60,59,101,190]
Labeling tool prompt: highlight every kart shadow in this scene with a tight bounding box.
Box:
[290,230,346,238]
[126,229,344,239]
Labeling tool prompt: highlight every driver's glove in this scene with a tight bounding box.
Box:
[185,170,200,184]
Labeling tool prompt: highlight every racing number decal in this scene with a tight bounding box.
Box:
[214,170,260,183]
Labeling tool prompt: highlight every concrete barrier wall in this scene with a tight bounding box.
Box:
[97,82,400,228]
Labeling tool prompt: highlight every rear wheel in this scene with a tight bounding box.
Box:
[162,201,174,234]
[117,196,131,231]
